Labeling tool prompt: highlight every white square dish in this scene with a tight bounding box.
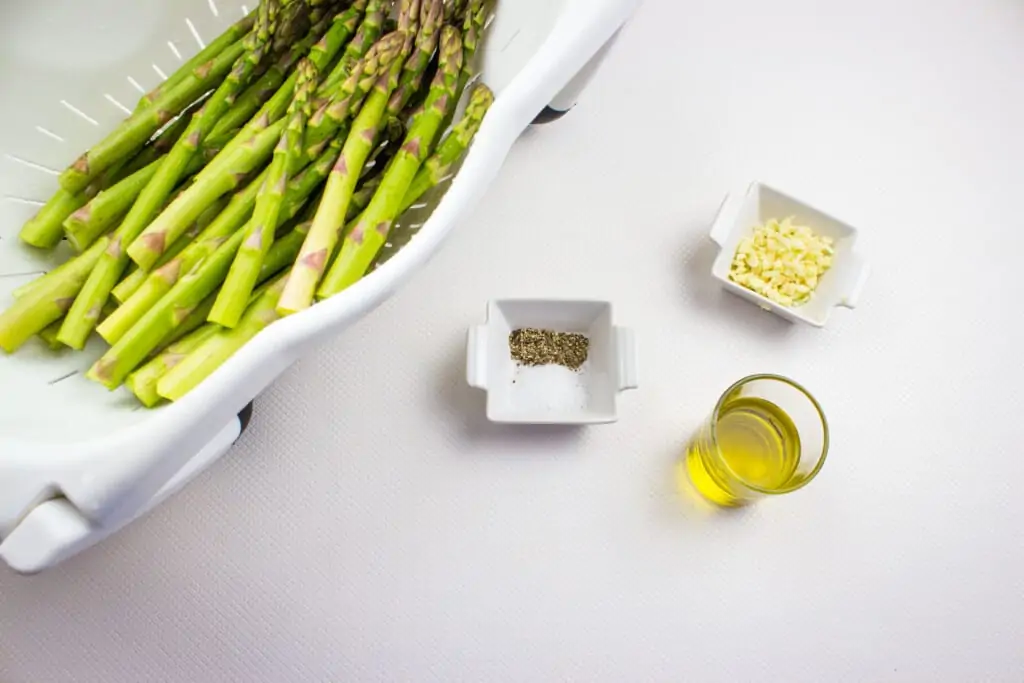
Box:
[467,299,637,424]
[709,182,870,327]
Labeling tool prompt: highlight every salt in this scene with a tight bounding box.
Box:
[509,361,589,412]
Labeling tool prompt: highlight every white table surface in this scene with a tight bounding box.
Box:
[3,0,1023,680]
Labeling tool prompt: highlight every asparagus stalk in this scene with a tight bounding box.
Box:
[62,158,162,252]
[209,1,363,162]
[138,11,257,109]
[388,0,443,116]
[17,93,206,251]
[154,292,219,352]
[126,326,220,407]
[0,237,108,352]
[113,92,210,185]
[157,275,290,401]
[207,8,341,143]
[319,25,462,298]
[110,194,229,303]
[399,81,492,213]
[58,38,248,194]
[318,0,386,96]
[365,116,406,175]
[114,0,281,275]
[18,187,95,249]
[277,33,409,315]
[258,221,312,281]
[438,0,488,138]
[97,168,270,344]
[63,153,204,252]
[38,318,66,351]
[443,0,469,24]
[110,171,266,308]
[254,176,369,285]
[101,139,338,343]
[350,175,383,214]
[303,31,405,159]
[211,59,317,328]
[87,226,251,389]
[126,116,287,271]
[55,110,252,350]
[272,0,316,55]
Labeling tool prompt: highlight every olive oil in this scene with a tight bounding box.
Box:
[685,396,801,506]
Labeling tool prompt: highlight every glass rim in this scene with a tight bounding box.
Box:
[710,373,829,495]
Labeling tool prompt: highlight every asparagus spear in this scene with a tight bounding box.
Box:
[63,153,204,252]
[17,93,206,251]
[303,31,405,159]
[38,301,116,350]
[0,238,108,353]
[318,0,386,96]
[55,112,258,350]
[97,168,270,344]
[138,11,257,109]
[254,174,372,285]
[443,0,469,24]
[439,0,489,137]
[110,170,267,308]
[272,0,318,56]
[126,116,287,271]
[87,227,251,388]
[388,0,443,116]
[18,188,95,249]
[154,292,219,352]
[101,140,338,343]
[211,59,317,328]
[277,32,409,315]
[38,318,66,351]
[58,38,248,194]
[319,25,462,298]
[207,8,342,144]
[209,1,363,162]
[110,195,229,303]
[114,0,281,272]
[157,275,290,401]
[126,326,219,407]
[258,221,312,282]
[399,81,492,213]
[112,92,210,184]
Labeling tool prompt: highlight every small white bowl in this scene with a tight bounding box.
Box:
[467,299,638,424]
[710,182,870,327]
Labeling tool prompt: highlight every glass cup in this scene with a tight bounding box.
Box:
[683,374,829,506]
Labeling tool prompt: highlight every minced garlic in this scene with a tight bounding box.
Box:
[728,217,834,307]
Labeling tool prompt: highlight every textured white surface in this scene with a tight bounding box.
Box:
[3,0,1024,680]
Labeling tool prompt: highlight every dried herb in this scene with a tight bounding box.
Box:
[509,328,589,371]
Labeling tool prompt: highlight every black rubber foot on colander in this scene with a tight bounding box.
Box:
[236,401,254,440]
[532,106,571,124]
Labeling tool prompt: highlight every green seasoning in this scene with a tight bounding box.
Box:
[509,328,589,371]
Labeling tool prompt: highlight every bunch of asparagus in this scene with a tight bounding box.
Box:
[0,0,495,407]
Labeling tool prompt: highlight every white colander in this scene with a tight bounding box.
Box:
[0,0,639,573]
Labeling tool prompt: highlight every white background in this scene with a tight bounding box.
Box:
[3,0,1023,680]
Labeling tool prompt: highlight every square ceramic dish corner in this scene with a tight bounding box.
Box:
[466,299,637,424]
[708,181,870,327]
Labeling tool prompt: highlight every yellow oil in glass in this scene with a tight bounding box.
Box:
[685,396,802,506]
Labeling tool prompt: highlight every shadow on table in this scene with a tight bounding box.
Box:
[679,230,798,342]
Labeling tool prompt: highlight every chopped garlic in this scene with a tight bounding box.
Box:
[728,216,834,307]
